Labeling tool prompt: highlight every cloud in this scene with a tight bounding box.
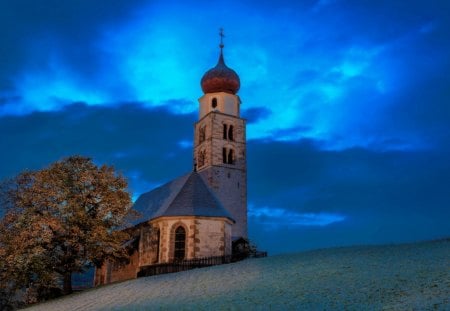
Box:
[0,102,196,195]
[249,205,346,227]
[2,0,449,152]
[248,139,450,213]
[242,107,271,124]
[1,102,449,254]
[0,0,147,89]
[246,138,450,252]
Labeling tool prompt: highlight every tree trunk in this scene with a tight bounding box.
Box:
[63,272,72,295]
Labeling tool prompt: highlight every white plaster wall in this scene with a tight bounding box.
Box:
[198,92,240,118]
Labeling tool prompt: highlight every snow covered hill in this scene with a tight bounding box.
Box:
[27,239,449,310]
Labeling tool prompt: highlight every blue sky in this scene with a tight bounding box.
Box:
[1,0,449,254]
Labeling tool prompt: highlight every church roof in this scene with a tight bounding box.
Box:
[132,172,234,225]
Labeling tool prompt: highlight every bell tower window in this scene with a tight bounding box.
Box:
[228,125,234,141]
[211,97,218,109]
[228,149,234,164]
[222,147,235,165]
[222,147,227,164]
[223,123,234,141]
[223,124,228,139]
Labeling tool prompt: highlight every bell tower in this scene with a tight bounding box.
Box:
[194,30,247,239]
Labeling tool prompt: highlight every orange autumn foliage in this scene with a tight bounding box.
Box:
[0,156,138,305]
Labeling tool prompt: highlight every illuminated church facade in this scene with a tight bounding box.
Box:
[95,35,247,285]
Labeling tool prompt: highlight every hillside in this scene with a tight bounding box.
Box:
[27,239,449,310]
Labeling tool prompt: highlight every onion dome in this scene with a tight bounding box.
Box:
[201,39,240,95]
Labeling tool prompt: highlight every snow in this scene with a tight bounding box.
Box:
[26,239,449,310]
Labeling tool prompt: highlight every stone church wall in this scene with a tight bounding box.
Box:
[151,217,196,263]
[194,111,248,239]
[194,218,232,257]
[200,167,247,239]
[138,223,159,266]
[152,216,232,261]
[94,216,233,286]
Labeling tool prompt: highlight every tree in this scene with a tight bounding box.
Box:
[0,156,137,303]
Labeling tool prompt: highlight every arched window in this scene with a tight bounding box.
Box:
[223,124,228,139]
[174,226,186,261]
[227,149,234,164]
[222,147,227,164]
[223,123,234,141]
[211,97,218,108]
[228,125,234,141]
[199,126,206,143]
[198,150,205,168]
[222,147,235,165]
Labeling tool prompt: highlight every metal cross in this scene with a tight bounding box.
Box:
[219,28,225,49]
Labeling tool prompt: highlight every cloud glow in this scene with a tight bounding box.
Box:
[249,205,346,227]
[1,1,444,152]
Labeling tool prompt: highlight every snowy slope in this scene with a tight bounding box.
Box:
[26,239,449,310]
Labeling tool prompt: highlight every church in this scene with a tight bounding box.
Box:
[94,34,248,285]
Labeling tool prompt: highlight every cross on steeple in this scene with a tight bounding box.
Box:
[219,28,225,49]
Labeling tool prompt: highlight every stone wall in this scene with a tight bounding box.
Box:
[109,251,139,283]
[94,250,139,286]
[94,216,233,286]
[151,217,196,263]
[194,217,232,257]
[194,111,248,238]
[138,223,159,266]
[151,216,233,261]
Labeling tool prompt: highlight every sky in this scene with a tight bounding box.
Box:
[1,0,449,254]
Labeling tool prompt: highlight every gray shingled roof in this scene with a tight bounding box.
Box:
[132,172,234,225]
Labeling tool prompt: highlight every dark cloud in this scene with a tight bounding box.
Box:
[242,107,271,124]
[249,140,450,213]
[312,0,450,45]
[247,140,450,253]
[0,102,196,194]
[0,0,146,91]
[1,103,449,254]
[381,65,450,150]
